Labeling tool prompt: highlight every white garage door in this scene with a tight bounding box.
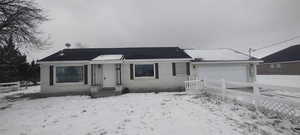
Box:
[196,64,248,82]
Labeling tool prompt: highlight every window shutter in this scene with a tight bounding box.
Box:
[49,65,53,86]
[172,63,176,76]
[84,65,88,84]
[186,62,190,75]
[155,63,159,79]
[91,64,94,85]
[130,64,134,80]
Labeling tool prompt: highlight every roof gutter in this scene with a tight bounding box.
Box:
[37,58,193,64]
[124,58,193,63]
[37,60,90,64]
[262,60,300,64]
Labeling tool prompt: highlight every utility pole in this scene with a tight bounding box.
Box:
[248,48,253,59]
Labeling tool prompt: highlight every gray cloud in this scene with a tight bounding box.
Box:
[30,0,300,60]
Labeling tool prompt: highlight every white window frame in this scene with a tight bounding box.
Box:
[54,64,85,85]
[133,63,156,79]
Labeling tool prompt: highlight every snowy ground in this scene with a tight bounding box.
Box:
[257,75,300,88]
[0,86,299,135]
[257,75,300,100]
[256,75,300,117]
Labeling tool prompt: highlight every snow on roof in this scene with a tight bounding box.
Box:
[92,54,124,61]
[184,49,250,61]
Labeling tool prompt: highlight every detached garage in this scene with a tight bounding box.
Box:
[185,49,261,83]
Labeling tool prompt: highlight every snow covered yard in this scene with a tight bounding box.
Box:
[257,75,300,89]
[0,88,299,135]
[257,75,300,100]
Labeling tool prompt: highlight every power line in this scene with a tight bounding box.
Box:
[252,35,300,52]
[218,48,250,57]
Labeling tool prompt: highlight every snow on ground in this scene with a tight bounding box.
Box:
[257,75,300,99]
[257,75,300,88]
[0,87,298,135]
[0,86,40,107]
[0,85,40,98]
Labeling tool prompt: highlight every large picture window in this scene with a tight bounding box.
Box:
[56,66,83,83]
[135,64,154,77]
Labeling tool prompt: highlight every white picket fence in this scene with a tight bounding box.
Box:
[185,77,300,120]
[0,82,20,93]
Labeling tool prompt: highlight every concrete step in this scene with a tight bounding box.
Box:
[90,90,119,98]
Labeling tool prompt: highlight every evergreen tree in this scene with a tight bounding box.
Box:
[0,36,27,83]
[27,61,40,84]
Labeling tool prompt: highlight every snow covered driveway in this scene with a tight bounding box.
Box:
[0,92,297,135]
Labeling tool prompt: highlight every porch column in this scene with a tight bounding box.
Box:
[91,64,95,86]
[248,63,256,82]
[252,63,257,82]
[116,64,122,85]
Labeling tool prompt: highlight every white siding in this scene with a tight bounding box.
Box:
[190,63,250,82]
[40,63,91,93]
[175,62,186,75]
[121,62,188,92]
[40,61,256,93]
[40,62,189,93]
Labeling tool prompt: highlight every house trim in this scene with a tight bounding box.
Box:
[38,58,192,64]
[263,60,300,64]
[90,60,123,64]
[133,63,156,80]
[124,58,192,62]
[53,64,85,86]
[37,61,89,64]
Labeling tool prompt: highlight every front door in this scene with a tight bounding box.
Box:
[102,64,116,88]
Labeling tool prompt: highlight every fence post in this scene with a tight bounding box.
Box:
[196,77,199,90]
[202,77,206,90]
[253,83,260,111]
[17,81,20,91]
[221,79,226,100]
[25,81,28,89]
[185,81,189,91]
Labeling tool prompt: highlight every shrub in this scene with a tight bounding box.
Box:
[122,88,130,94]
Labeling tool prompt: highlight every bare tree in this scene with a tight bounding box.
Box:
[0,0,48,48]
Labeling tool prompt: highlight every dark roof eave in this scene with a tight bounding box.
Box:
[38,47,191,62]
[38,57,193,63]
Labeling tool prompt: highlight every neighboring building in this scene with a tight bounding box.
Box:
[257,45,300,75]
[38,47,260,95]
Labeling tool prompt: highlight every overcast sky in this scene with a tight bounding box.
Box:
[29,0,300,61]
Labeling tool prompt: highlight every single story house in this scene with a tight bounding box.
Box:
[38,47,192,94]
[257,45,300,75]
[38,47,260,95]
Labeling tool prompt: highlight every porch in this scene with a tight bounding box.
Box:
[89,55,124,98]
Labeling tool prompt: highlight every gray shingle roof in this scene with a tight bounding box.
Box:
[262,45,300,63]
